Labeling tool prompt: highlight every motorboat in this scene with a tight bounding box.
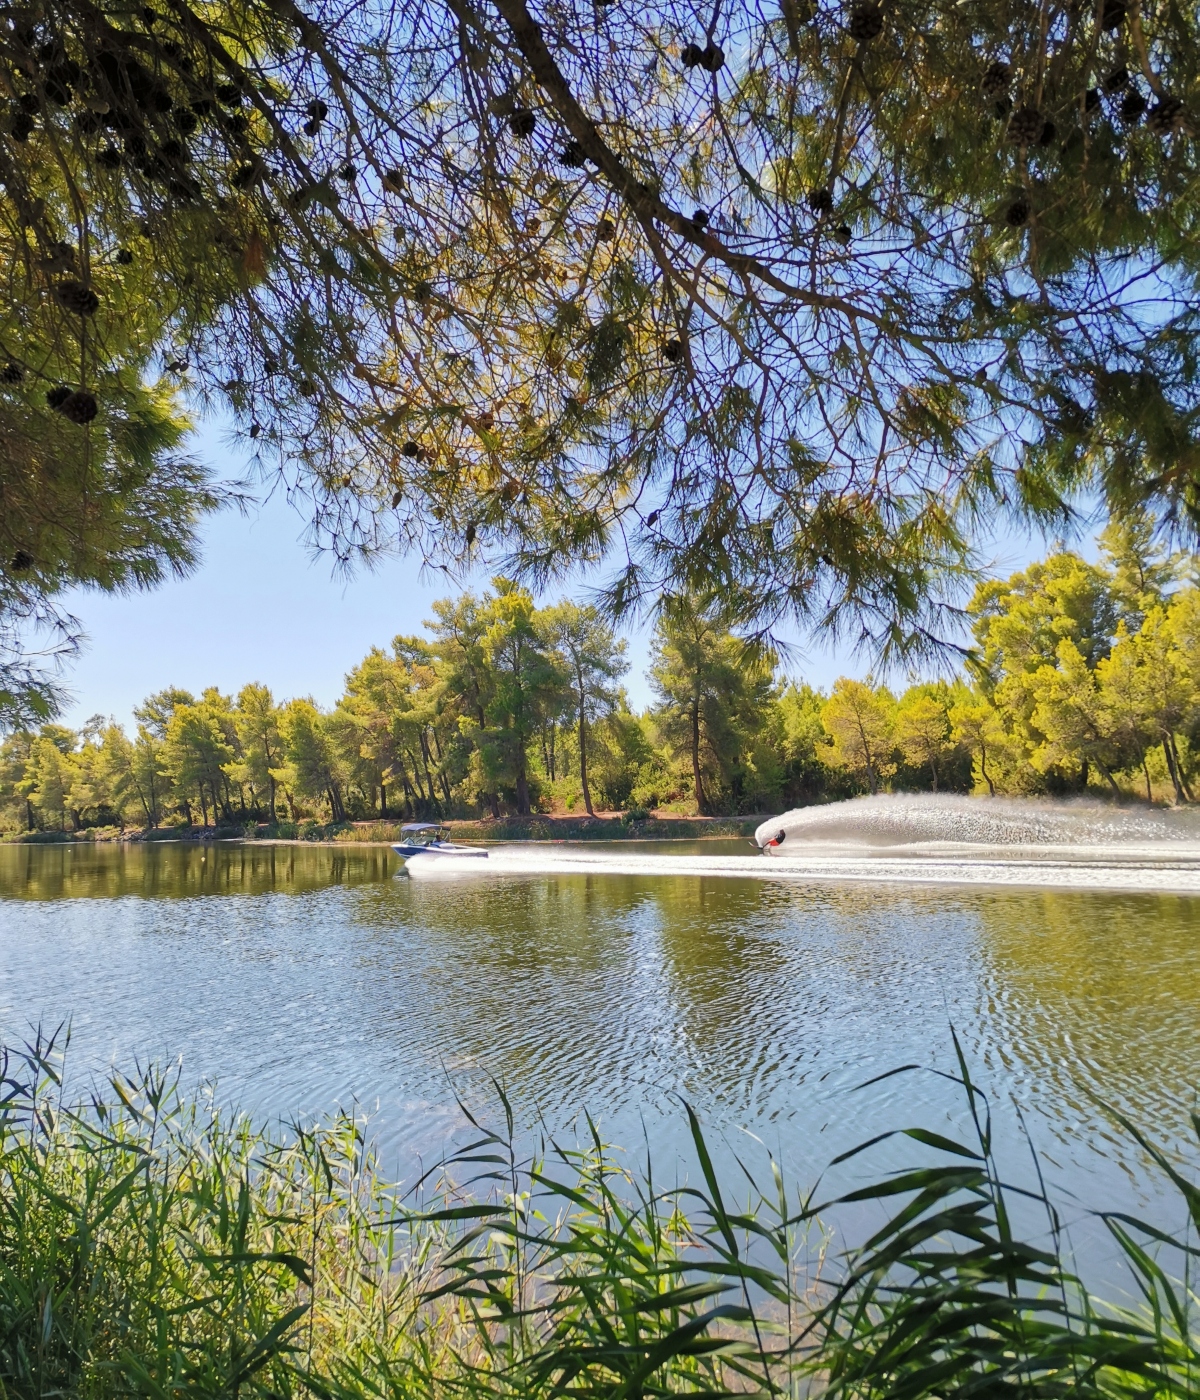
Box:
[390,823,489,858]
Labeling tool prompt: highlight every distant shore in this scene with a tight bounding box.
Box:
[1,813,764,846]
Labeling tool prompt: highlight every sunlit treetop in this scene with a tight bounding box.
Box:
[3,0,1200,656]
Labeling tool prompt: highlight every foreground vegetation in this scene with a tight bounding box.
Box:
[5,517,1200,836]
[2,1029,1196,1400]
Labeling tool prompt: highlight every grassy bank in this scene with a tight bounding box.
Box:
[1,814,764,845]
[3,1031,1196,1400]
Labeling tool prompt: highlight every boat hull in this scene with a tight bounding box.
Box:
[390,842,488,858]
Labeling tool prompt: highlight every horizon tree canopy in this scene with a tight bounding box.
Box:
[3,0,1200,661]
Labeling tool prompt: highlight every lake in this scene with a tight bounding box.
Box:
[1,836,1198,1278]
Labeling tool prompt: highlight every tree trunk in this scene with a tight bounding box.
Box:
[1080,758,1089,792]
[419,731,439,810]
[406,749,428,804]
[25,798,34,831]
[578,699,594,817]
[399,768,416,816]
[1095,757,1120,796]
[691,698,708,815]
[515,746,531,815]
[930,760,938,793]
[475,703,501,818]
[380,780,388,819]
[199,788,209,826]
[979,742,996,797]
[1164,738,1186,805]
[1142,756,1152,802]
[1169,733,1194,801]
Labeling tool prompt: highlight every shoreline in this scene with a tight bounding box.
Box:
[0,814,764,847]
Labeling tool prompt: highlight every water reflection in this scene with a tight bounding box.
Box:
[0,840,393,899]
[0,842,1196,1247]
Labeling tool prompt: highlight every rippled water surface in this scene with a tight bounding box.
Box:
[1,836,1197,1262]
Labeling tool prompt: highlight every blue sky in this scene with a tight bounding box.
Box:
[55,421,1069,731]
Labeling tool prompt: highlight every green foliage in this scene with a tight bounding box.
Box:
[8,0,1200,662]
[650,595,778,815]
[10,524,1200,832]
[1,1031,1196,1400]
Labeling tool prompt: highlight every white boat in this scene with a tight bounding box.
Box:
[390,823,488,859]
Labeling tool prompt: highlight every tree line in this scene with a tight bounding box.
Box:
[4,519,1200,833]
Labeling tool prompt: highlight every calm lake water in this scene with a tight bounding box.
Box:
[1,837,1197,1276]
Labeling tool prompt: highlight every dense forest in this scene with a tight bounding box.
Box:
[4,517,1200,833]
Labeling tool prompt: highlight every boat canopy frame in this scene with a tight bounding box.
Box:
[400,822,445,833]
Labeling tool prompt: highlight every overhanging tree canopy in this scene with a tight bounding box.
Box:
[3,0,1199,659]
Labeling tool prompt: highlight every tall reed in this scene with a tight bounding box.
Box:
[0,1027,1195,1400]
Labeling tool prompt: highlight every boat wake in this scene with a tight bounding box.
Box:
[753,793,1198,851]
[402,795,1200,895]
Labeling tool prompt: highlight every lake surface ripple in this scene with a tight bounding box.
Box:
[1,839,1197,1270]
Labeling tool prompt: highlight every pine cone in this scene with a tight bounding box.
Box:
[1,362,23,383]
[54,279,100,316]
[231,158,265,188]
[1006,105,1043,144]
[595,218,616,241]
[1103,67,1129,92]
[559,139,587,167]
[1084,88,1101,111]
[981,61,1010,97]
[10,111,35,141]
[1038,119,1057,144]
[402,439,421,457]
[807,186,834,214]
[1146,96,1183,133]
[1005,197,1030,226]
[1100,0,1126,29]
[97,145,122,167]
[834,223,852,244]
[681,42,704,67]
[10,550,33,572]
[1121,89,1146,121]
[699,42,725,70]
[508,107,536,138]
[116,248,134,264]
[848,3,883,43]
[58,389,98,424]
[664,338,684,362]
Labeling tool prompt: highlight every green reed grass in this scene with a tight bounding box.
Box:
[0,1027,1195,1400]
